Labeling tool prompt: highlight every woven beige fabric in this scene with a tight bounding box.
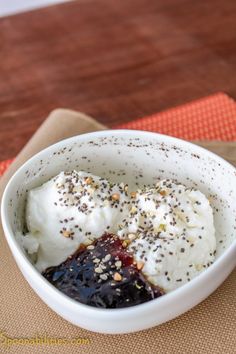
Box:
[0,109,235,354]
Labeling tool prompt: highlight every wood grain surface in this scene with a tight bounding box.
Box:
[1,0,236,160]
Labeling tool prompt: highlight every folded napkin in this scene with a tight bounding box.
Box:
[0,109,235,354]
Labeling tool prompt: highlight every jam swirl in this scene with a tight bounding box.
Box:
[43,233,164,308]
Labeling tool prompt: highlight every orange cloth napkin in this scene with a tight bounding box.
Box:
[1,92,236,177]
[117,92,236,141]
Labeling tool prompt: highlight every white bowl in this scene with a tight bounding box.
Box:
[1,130,236,334]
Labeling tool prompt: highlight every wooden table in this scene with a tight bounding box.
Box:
[1,0,236,160]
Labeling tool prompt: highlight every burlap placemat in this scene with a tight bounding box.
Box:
[0,109,235,354]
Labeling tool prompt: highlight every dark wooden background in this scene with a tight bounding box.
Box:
[1,0,236,160]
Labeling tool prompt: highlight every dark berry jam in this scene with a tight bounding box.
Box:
[43,233,164,308]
